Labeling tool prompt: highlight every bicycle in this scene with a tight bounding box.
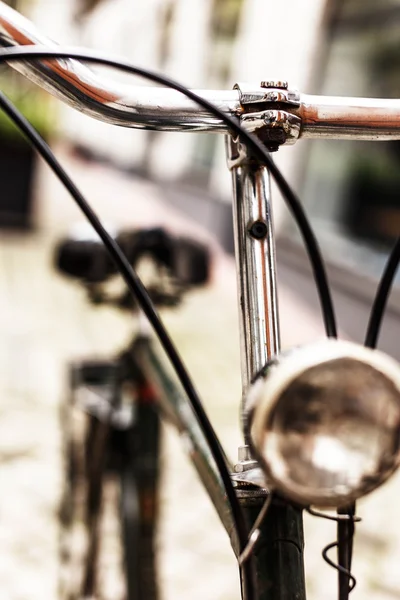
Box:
[1,2,400,600]
[55,225,211,600]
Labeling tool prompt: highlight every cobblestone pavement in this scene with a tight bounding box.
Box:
[1,147,400,600]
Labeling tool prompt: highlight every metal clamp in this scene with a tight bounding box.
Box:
[235,81,300,106]
[231,445,269,489]
[233,81,302,152]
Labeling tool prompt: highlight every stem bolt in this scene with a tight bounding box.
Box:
[260,80,288,89]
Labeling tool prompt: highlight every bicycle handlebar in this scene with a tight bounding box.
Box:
[2,1,400,141]
[0,2,239,132]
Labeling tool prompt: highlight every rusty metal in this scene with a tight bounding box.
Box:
[233,82,301,150]
[260,81,288,90]
[298,94,400,140]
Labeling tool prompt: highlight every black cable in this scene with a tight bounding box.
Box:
[0,47,338,598]
[0,88,258,599]
[322,542,356,592]
[365,237,400,348]
[307,506,359,597]
[337,503,356,600]
[0,45,337,339]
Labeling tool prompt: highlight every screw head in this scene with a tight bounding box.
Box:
[249,220,268,240]
[264,111,276,123]
[266,91,278,102]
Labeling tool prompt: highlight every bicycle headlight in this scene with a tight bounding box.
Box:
[247,339,400,507]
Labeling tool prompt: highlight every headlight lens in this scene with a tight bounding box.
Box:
[248,340,400,507]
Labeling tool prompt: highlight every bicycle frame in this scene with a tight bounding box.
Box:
[1,2,400,599]
[134,334,306,599]
[64,340,163,600]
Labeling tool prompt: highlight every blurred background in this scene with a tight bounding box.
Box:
[1,0,400,598]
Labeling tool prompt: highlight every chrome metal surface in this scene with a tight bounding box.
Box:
[231,468,268,488]
[0,2,240,132]
[299,93,400,140]
[3,2,400,140]
[240,109,301,147]
[235,82,300,106]
[248,339,400,507]
[226,136,280,398]
[234,81,301,150]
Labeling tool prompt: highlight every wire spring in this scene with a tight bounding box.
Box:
[322,541,356,593]
[307,507,361,596]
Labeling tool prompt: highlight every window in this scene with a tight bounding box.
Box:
[300,0,400,282]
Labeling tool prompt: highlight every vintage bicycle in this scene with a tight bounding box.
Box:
[55,223,211,600]
[1,2,400,600]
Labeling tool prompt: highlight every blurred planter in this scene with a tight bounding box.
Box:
[0,72,56,229]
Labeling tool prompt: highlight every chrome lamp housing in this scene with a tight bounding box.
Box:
[247,339,400,508]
